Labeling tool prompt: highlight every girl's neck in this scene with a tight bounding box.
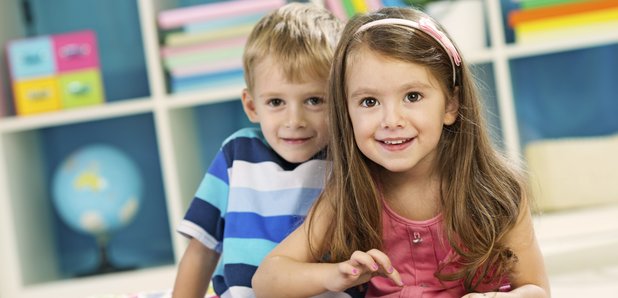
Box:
[380,168,442,221]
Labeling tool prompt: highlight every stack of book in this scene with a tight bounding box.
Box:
[508,0,618,44]
[325,0,384,20]
[158,0,285,93]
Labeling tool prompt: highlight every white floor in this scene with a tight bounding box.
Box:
[550,266,618,297]
[535,204,618,296]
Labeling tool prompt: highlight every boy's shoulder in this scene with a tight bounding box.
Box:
[222,127,267,146]
[220,127,277,163]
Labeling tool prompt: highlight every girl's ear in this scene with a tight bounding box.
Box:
[443,87,460,126]
[241,88,260,123]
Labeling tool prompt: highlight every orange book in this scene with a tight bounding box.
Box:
[508,0,618,27]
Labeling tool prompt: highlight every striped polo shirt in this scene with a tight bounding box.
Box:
[177,127,330,297]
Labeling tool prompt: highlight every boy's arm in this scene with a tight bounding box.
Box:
[173,238,220,298]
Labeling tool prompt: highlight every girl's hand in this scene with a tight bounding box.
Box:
[324,249,404,292]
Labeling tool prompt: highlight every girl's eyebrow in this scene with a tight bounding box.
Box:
[348,81,433,98]
[348,87,378,99]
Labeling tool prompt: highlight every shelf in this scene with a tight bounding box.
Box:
[0,98,154,133]
[1,114,175,289]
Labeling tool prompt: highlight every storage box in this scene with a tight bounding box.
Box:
[6,30,105,116]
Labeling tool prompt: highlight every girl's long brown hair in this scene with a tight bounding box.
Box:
[308,7,523,291]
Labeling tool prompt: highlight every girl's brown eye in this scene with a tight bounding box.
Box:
[361,97,378,107]
[405,92,422,103]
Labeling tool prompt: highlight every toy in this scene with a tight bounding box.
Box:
[52,144,142,274]
[6,30,105,116]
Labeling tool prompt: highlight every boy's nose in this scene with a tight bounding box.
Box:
[285,107,307,128]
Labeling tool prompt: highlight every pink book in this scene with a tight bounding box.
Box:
[160,36,247,58]
[158,0,285,30]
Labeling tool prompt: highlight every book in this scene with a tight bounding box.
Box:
[164,24,254,47]
[158,0,285,30]
[519,0,588,10]
[163,46,244,70]
[514,7,618,43]
[183,12,265,34]
[509,0,618,27]
[160,36,247,58]
[325,0,382,20]
[170,58,243,79]
[170,69,244,93]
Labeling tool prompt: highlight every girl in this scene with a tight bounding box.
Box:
[252,7,550,298]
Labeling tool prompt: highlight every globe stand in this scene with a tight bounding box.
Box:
[78,234,135,277]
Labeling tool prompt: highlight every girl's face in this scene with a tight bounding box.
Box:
[345,47,458,175]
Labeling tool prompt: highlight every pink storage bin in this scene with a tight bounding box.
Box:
[53,30,100,72]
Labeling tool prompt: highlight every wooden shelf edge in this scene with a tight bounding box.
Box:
[0,98,154,133]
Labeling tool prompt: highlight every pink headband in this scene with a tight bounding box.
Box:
[356,17,462,85]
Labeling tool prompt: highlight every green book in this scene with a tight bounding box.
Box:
[519,0,588,10]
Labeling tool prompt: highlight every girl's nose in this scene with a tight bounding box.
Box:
[381,103,404,129]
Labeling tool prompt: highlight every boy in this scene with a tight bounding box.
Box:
[172,3,342,298]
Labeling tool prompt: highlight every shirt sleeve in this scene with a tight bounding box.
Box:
[177,149,230,253]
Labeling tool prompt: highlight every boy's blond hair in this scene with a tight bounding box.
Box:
[242,3,342,91]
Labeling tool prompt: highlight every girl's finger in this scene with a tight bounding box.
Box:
[350,250,381,272]
[338,260,362,276]
[366,249,404,286]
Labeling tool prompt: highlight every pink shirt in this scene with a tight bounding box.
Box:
[367,203,508,297]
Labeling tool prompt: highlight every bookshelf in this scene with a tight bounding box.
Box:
[0,0,616,297]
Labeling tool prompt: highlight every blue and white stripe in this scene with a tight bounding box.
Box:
[177,127,333,297]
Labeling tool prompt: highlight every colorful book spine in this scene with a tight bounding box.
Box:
[171,59,243,79]
[519,0,588,10]
[509,0,618,27]
[508,0,618,44]
[164,24,254,47]
[170,69,244,93]
[160,36,247,58]
[514,7,618,43]
[158,0,285,29]
[325,0,383,20]
[183,12,266,34]
[163,46,244,70]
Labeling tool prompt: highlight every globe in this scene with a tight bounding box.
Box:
[52,144,143,238]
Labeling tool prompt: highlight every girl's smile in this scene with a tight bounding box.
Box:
[378,137,415,151]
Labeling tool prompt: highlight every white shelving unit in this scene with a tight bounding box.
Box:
[0,0,616,297]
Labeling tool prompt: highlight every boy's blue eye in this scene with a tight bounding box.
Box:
[360,97,378,107]
[267,98,284,107]
[405,92,422,103]
[306,97,324,106]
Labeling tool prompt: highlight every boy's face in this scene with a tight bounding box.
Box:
[242,56,329,163]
